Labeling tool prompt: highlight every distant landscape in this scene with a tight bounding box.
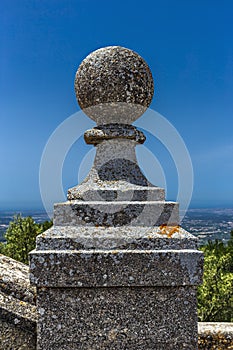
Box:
[0,208,232,245]
[181,208,233,244]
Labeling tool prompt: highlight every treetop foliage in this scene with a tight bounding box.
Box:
[0,214,52,264]
[198,231,233,322]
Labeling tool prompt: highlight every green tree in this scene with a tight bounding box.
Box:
[198,231,233,322]
[0,214,52,264]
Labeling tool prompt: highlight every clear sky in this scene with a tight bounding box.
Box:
[0,0,233,210]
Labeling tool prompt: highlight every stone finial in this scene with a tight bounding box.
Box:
[67,47,159,204]
[75,46,154,125]
[65,46,179,227]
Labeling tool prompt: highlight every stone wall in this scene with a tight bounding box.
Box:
[198,323,233,350]
[0,254,232,349]
[0,254,36,350]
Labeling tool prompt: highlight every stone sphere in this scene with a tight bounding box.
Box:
[75,46,154,125]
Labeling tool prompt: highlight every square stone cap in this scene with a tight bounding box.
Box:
[54,200,180,227]
[35,225,198,251]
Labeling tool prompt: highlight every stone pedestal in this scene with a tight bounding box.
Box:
[30,225,203,349]
[30,46,203,349]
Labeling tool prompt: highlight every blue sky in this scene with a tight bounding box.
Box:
[0,0,233,210]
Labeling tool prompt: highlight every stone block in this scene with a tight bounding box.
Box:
[36,286,198,350]
[30,248,203,288]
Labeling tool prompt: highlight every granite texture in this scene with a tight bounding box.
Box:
[68,184,165,202]
[84,123,146,145]
[67,138,165,203]
[0,254,37,350]
[0,319,36,350]
[30,248,203,288]
[66,137,178,228]
[54,200,179,227]
[75,46,154,124]
[0,254,36,303]
[198,323,233,349]
[36,286,198,350]
[35,225,198,250]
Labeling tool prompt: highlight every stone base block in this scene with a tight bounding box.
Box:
[36,286,198,350]
[30,229,203,350]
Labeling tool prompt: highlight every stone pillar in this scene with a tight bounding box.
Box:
[30,46,203,350]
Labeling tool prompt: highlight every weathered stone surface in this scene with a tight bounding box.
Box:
[54,200,179,227]
[0,319,36,350]
[75,46,154,124]
[67,138,165,203]
[36,286,198,350]
[0,292,36,330]
[30,248,203,287]
[35,225,198,250]
[198,323,233,349]
[84,123,146,145]
[0,254,36,303]
[0,255,37,350]
[68,184,165,202]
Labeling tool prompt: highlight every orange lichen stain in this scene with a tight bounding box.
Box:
[159,225,180,238]
[111,250,118,254]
